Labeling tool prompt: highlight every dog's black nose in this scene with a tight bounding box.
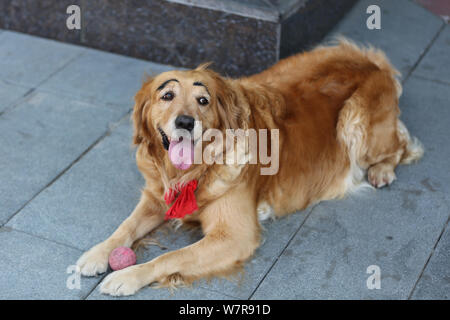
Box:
[175,115,195,131]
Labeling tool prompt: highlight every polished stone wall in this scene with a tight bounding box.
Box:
[0,0,356,77]
[280,0,357,58]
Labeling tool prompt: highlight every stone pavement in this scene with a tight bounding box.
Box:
[0,0,449,299]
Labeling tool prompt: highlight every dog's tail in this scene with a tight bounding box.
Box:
[397,120,424,164]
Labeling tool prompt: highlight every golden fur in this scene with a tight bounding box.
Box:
[77,39,423,296]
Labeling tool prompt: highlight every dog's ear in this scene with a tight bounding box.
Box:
[132,77,153,145]
[211,73,248,130]
[196,62,213,71]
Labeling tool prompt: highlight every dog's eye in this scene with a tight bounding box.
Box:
[162,91,174,101]
[197,97,209,106]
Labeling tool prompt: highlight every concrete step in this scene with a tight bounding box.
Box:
[0,0,356,76]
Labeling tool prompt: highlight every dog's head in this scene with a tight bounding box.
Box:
[132,64,246,170]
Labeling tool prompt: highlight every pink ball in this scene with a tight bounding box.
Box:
[108,247,137,271]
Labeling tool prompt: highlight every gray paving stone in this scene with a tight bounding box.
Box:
[0,90,125,224]
[411,219,450,299]
[124,209,311,299]
[0,80,30,113]
[392,76,450,196]
[7,120,143,250]
[251,189,450,299]
[414,25,450,84]
[0,227,100,299]
[0,31,83,87]
[197,210,311,299]
[39,48,174,108]
[325,0,444,77]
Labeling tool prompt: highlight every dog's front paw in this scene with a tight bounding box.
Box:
[100,266,145,296]
[76,243,111,277]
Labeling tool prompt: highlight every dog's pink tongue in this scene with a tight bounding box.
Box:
[168,139,194,170]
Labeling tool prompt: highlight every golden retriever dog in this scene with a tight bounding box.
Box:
[76,39,423,296]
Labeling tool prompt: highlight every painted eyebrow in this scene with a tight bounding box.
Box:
[156,79,179,91]
[193,81,210,95]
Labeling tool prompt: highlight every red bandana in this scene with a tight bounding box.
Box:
[164,180,198,220]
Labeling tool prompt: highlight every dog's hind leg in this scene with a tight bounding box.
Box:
[368,119,424,188]
[338,70,423,190]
